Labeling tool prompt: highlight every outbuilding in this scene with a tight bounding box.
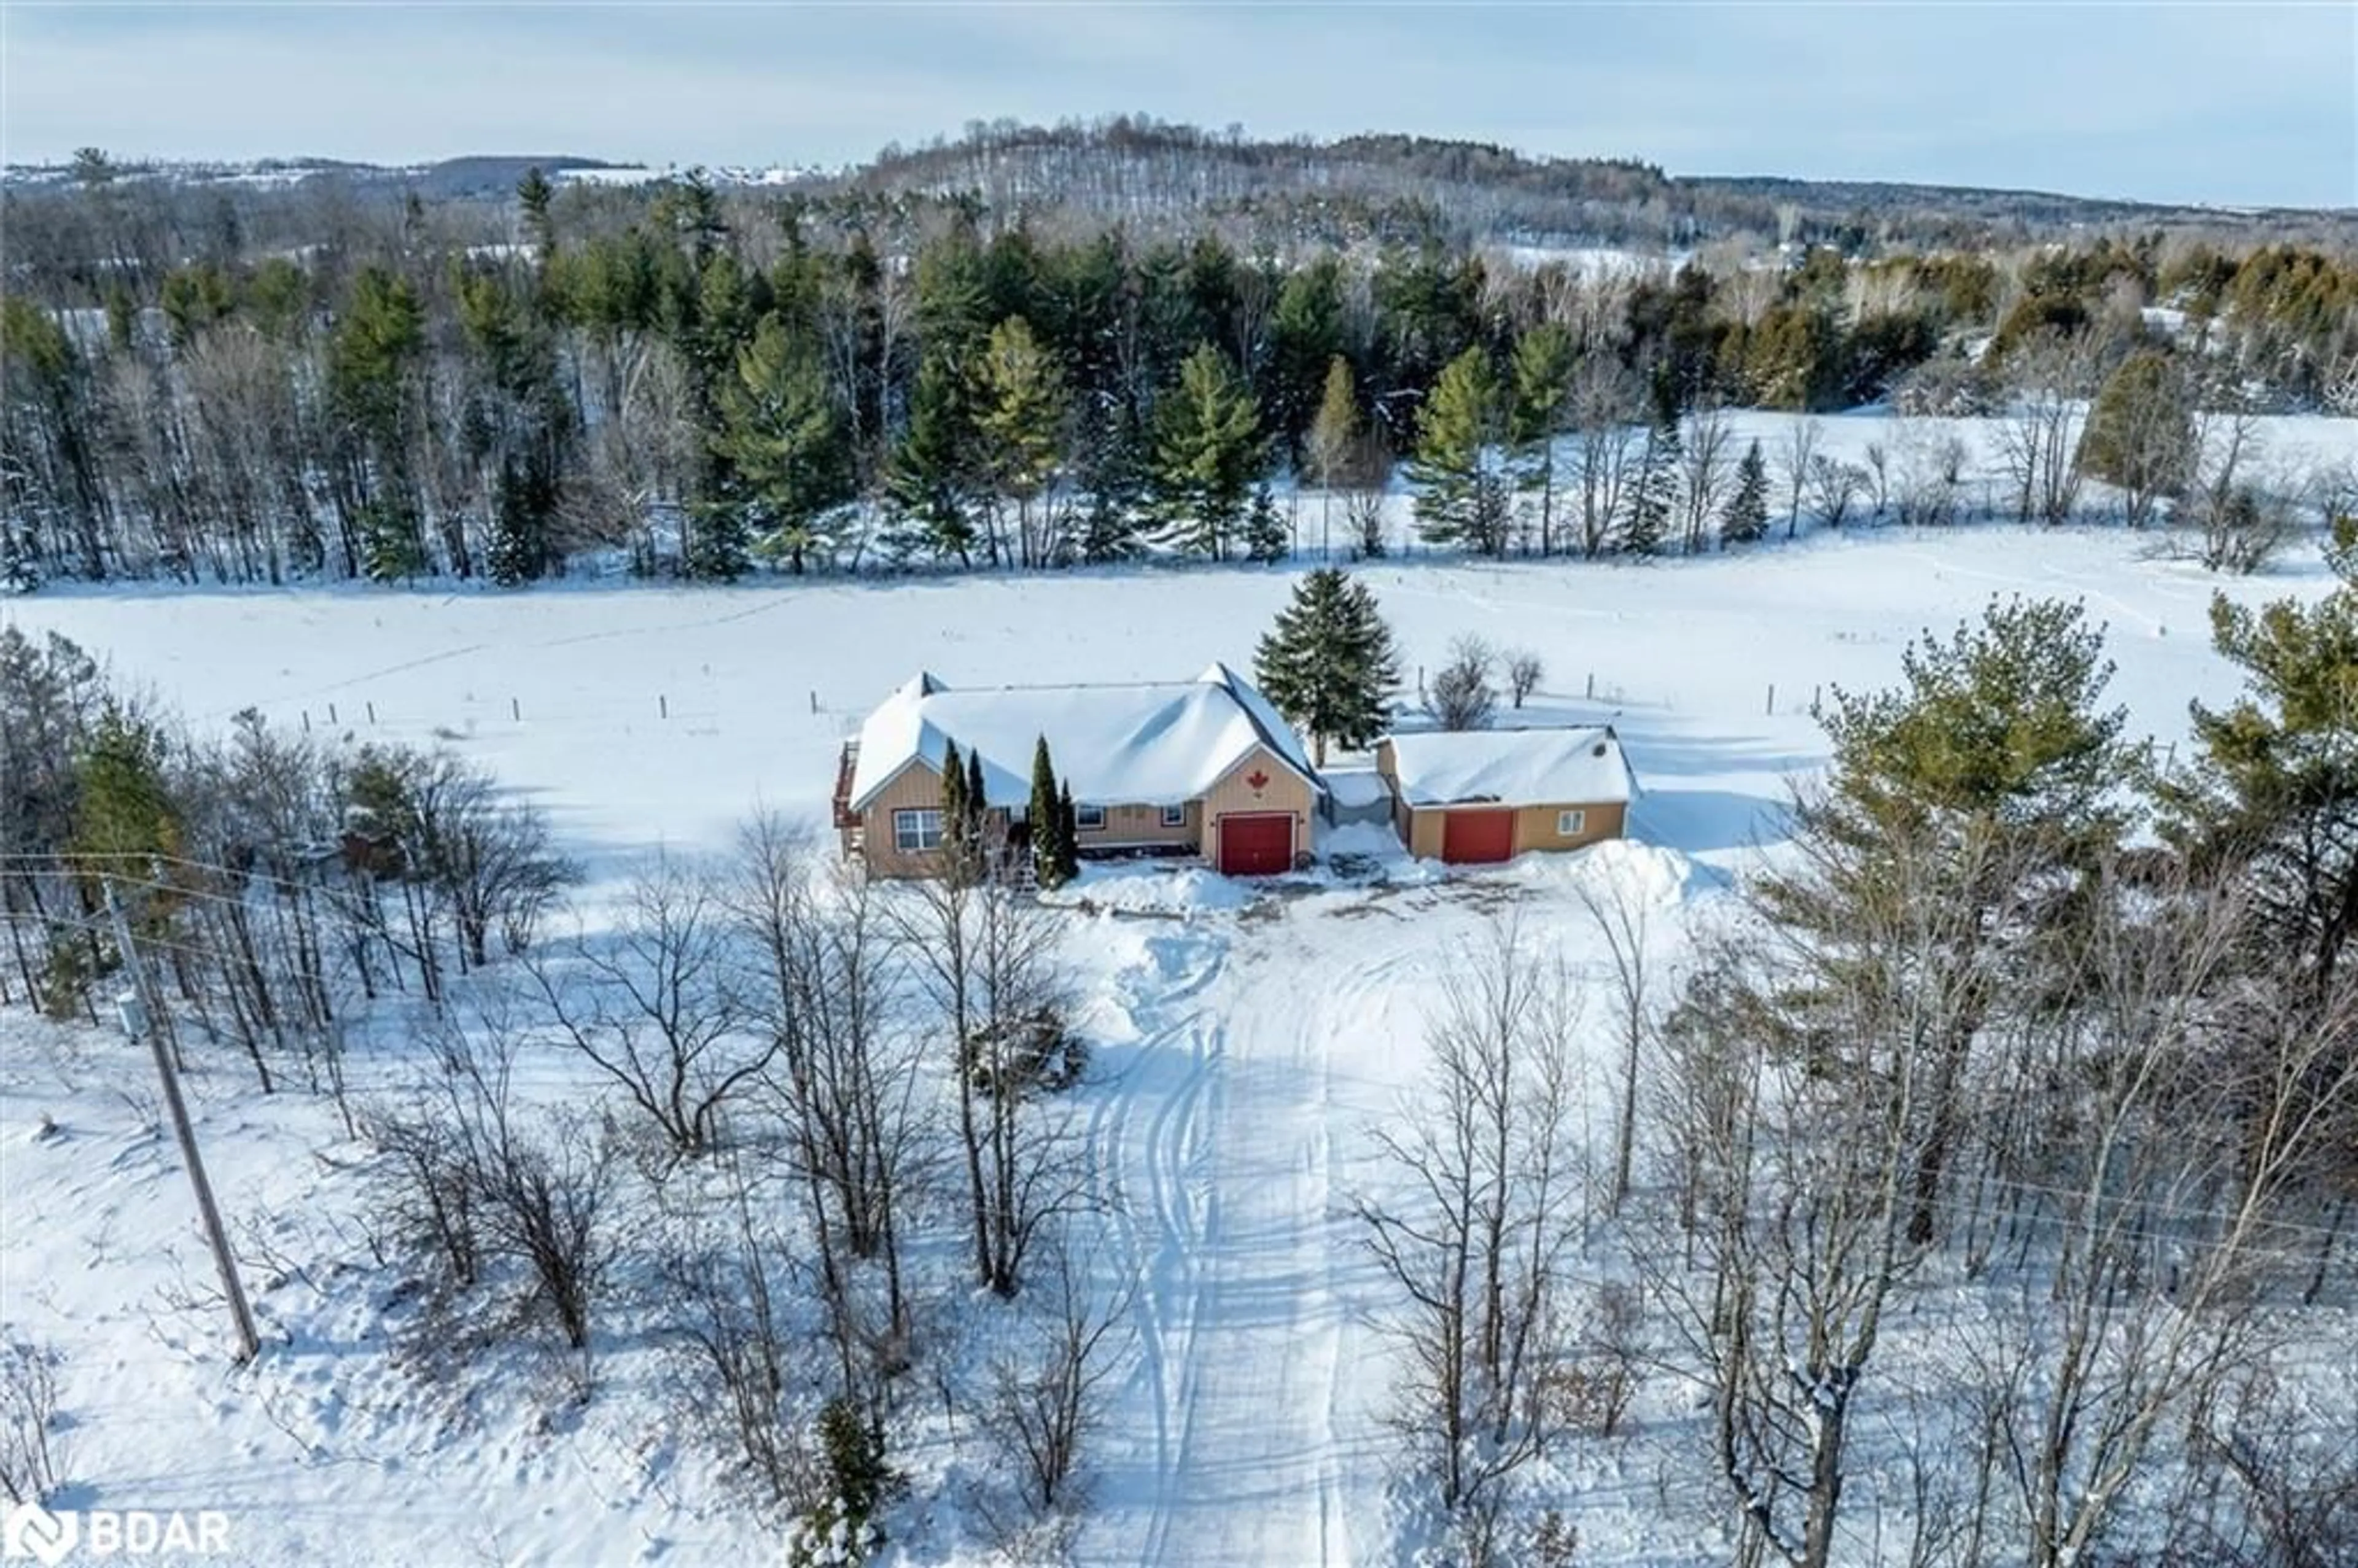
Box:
[1376,726,1636,864]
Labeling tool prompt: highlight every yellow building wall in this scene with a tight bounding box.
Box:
[1398,799,1630,860]
[1202,745,1317,868]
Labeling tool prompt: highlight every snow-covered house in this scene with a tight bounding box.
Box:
[835,664,1322,879]
[1375,726,1636,864]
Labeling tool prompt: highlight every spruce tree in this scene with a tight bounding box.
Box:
[516,166,556,261]
[1056,780,1080,885]
[1621,402,1680,558]
[974,316,1067,568]
[1411,346,1511,555]
[1151,343,1264,560]
[486,458,553,586]
[1721,439,1772,546]
[1508,323,1578,554]
[1243,487,1288,564]
[1253,567,1403,766]
[889,349,978,565]
[1030,737,1065,888]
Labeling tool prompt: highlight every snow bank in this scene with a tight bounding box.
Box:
[1038,861,1258,916]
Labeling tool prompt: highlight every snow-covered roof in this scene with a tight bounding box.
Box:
[1383,726,1636,808]
[847,663,1317,812]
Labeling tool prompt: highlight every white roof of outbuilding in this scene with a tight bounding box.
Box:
[847,663,1317,812]
[1384,726,1636,808]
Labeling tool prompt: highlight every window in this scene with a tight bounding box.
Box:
[1556,809,1587,837]
[893,808,943,852]
[1075,804,1107,832]
[1159,804,1187,829]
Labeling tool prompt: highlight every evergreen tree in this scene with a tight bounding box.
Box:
[486,457,555,585]
[941,739,973,881]
[1621,398,1681,557]
[1304,355,1361,559]
[1151,343,1264,560]
[714,312,853,575]
[1775,596,2135,1244]
[2077,349,2193,528]
[1721,438,1771,546]
[888,349,978,565]
[1056,780,1080,885]
[1243,486,1287,564]
[356,499,427,583]
[966,748,985,825]
[2165,518,2358,987]
[974,316,1068,568]
[1267,256,1346,456]
[71,704,184,869]
[1253,567,1403,765]
[1508,323,1578,554]
[516,166,556,262]
[1411,346,1511,555]
[1030,737,1067,888]
[682,503,750,582]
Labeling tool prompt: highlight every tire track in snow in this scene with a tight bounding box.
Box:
[1091,930,1225,1568]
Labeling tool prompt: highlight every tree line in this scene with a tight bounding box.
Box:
[4,157,2355,588]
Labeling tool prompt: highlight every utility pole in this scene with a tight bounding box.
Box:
[105,882,261,1362]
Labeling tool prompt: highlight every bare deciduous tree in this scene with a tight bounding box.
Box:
[1359,922,1584,1532]
[1504,650,1543,710]
[1994,331,2092,527]
[982,1237,1134,1513]
[1429,635,1498,732]
[0,1341,64,1504]
[1678,402,1735,554]
[893,867,1084,1297]
[1804,454,1866,532]
[534,852,766,1159]
[1780,417,1821,540]
[734,815,926,1373]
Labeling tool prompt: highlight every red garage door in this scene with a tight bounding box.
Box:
[1441,809,1516,864]
[1216,812,1295,877]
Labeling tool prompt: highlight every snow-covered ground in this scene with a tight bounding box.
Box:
[2,524,2349,1565]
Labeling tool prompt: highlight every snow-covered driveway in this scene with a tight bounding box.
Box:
[1087,892,1434,1566]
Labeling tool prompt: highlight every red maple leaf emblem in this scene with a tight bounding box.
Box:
[1246,769,1269,791]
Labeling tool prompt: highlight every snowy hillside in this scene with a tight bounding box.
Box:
[2,527,2352,1566]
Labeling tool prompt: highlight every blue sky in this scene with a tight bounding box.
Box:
[4,2,2353,207]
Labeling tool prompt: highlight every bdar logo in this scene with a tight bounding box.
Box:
[2,1502,76,1566]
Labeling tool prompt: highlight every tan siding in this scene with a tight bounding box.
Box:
[1400,798,1629,861]
[1076,802,1197,850]
[1202,745,1316,869]
[857,761,947,879]
[1404,805,1446,860]
[1511,800,1627,853]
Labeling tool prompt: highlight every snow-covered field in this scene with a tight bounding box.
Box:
[1,524,2348,1566]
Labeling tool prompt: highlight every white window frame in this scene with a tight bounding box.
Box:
[1075,804,1108,832]
[893,807,943,852]
[1556,809,1587,837]
[1159,803,1188,829]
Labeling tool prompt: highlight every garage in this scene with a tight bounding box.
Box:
[1216,812,1295,876]
[1440,808,1516,864]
